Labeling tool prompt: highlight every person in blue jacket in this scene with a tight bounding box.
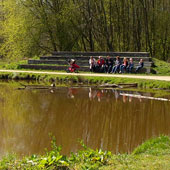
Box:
[135,59,144,73]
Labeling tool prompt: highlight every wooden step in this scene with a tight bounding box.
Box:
[40,56,152,61]
[28,59,68,65]
[28,59,153,67]
[19,64,89,71]
[52,51,150,57]
[19,64,152,73]
[22,51,153,73]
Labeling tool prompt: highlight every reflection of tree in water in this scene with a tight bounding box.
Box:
[63,88,170,153]
[0,84,170,157]
[0,86,55,156]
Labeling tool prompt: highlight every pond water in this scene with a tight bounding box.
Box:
[0,81,170,157]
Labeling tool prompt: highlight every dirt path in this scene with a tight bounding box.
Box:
[0,69,170,82]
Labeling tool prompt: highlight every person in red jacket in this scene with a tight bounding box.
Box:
[96,56,105,72]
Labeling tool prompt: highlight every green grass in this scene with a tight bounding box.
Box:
[0,71,170,90]
[132,136,170,155]
[0,59,27,69]
[0,136,170,170]
[152,58,170,75]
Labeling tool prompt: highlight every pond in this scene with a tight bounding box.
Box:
[0,81,170,157]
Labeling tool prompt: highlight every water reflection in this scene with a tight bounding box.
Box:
[87,87,144,103]
[0,82,170,158]
[67,88,79,99]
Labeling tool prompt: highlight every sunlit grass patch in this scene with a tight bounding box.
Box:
[152,58,170,75]
[133,136,170,156]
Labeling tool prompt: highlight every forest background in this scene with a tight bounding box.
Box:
[0,0,170,61]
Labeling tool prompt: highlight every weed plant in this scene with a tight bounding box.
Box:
[0,136,170,170]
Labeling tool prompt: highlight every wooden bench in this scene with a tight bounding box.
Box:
[20,51,153,73]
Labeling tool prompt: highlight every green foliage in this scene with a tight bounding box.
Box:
[12,136,69,169]
[152,58,170,75]
[0,136,170,169]
[1,0,170,60]
[69,141,112,170]
[0,154,16,170]
[133,136,170,155]
[1,138,111,170]
[0,0,41,60]
[0,59,27,69]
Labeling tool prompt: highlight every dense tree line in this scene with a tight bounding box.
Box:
[0,0,170,61]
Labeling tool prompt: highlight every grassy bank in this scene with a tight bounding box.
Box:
[0,71,170,90]
[152,58,170,75]
[0,136,170,170]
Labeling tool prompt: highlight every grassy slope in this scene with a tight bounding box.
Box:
[0,136,170,170]
[104,135,170,170]
[152,58,170,75]
[0,59,27,70]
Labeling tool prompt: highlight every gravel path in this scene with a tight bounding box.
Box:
[0,69,170,82]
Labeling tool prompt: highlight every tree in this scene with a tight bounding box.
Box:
[0,0,170,60]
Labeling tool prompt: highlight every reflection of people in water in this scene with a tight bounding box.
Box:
[89,87,92,99]
[96,90,104,102]
[88,88,144,103]
[120,92,143,103]
[113,90,119,102]
[67,88,78,99]
[138,97,142,102]
[89,88,105,102]
[122,95,126,103]
[105,90,111,102]
[114,90,136,103]
[129,96,132,102]
[89,88,97,101]
[89,87,104,102]
[135,92,142,102]
[97,91,101,102]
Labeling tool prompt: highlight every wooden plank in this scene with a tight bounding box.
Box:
[99,83,137,88]
[120,93,170,102]
[28,59,153,67]
[52,51,150,57]
[19,64,151,73]
[28,60,68,65]
[40,56,152,61]
[19,64,88,71]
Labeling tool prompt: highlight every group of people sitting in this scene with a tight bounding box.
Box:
[89,56,144,73]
